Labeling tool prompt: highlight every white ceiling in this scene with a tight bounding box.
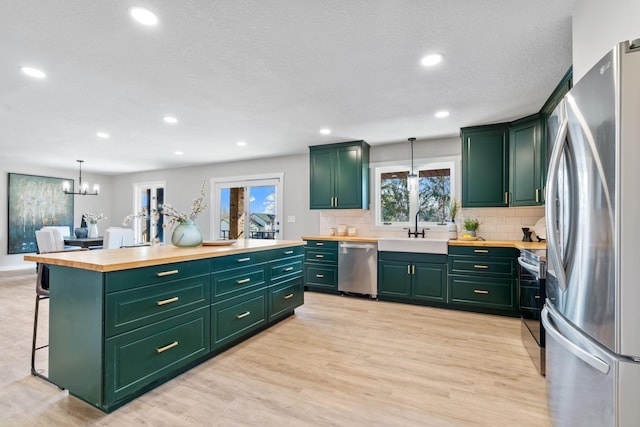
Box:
[1,0,575,175]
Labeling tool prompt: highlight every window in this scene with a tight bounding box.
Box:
[375,160,457,227]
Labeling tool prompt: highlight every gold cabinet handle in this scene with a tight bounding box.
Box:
[474,290,489,294]
[407,265,411,274]
[156,341,178,354]
[284,250,294,255]
[284,293,294,300]
[536,188,540,203]
[505,191,509,204]
[474,249,489,253]
[237,257,251,263]
[412,265,415,275]
[316,254,324,258]
[534,295,540,299]
[236,311,251,319]
[335,197,338,207]
[156,269,179,277]
[156,296,179,306]
[316,274,324,278]
[236,278,251,284]
[316,242,324,246]
[474,265,489,269]
[283,267,294,272]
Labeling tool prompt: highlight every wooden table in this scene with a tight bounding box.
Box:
[64,237,103,248]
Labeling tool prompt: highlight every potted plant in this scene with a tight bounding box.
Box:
[463,218,480,237]
[449,199,459,223]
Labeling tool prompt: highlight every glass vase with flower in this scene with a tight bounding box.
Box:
[83,213,107,238]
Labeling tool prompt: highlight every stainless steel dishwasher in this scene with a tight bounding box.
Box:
[338,241,377,298]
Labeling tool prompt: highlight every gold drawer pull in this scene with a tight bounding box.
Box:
[236,311,251,319]
[156,296,179,306]
[316,274,324,278]
[236,278,251,284]
[536,188,540,203]
[474,265,489,269]
[284,250,294,255]
[316,254,324,258]
[283,267,294,272]
[407,265,411,274]
[534,295,540,299]
[284,293,294,300]
[474,249,489,253]
[156,341,178,354]
[474,289,489,294]
[316,242,324,246]
[156,269,179,277]
[237,257,251,263]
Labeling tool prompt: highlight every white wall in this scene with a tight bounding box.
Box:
[573,0,640,81]
[0,161,112,270]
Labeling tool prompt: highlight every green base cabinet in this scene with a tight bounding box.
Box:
[447,245,518,316]
[304,240,339,294]
[378,252,447,305]
[309,140,370,209]
[47,245,304,413]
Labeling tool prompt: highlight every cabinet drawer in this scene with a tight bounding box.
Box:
[211,288,267,350]
[449,276,515,309]
[106,259,209,293]
[274,246,304,258]
[448,246,518,258]
[269,277,304,321]
[305,240,338,250]
[305,248,337,264]
[270,257,303,282]
[519,285,542,310]
[211,265,265,301]
[105,307,210,403]
[106,275,210,337]
[211,251,269,272]
[304,265,337,287]
[449,257,515,277]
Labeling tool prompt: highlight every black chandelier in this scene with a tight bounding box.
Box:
[63,160,99,196]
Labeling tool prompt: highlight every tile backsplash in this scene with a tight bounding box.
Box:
[318,206,546,241]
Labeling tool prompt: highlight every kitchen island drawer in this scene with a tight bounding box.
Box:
[211,265,265,301]
[105,307,210,404]
[270,257,303,282]
[106,275,210,337]
[448,257,516,277]
[106,259,209,293]
[269,276,304,321]
[211,251,269,271]
[211,287,267,350]
[449,276,515,309]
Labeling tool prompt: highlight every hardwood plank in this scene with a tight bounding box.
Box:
[0,270,549,426]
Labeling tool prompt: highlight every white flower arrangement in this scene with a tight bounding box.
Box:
[83,212,107,224]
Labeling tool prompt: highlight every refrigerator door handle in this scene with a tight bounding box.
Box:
[546,113,569,291]
[542,305,610,375]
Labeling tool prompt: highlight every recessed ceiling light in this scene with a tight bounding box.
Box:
[421,53,444,67]
[163,116,178,124]
[129,7,159,26]
[96,132,110,139]
[236,141,247,147]
[434,111,450,118]
[320,128,331,135]
[174,151,184,155]
[20,66,46,79]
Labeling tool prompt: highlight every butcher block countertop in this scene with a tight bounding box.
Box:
[302,235,546,250]
[24,239,305,272]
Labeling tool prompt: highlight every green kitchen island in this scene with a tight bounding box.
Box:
[24,239,305,412]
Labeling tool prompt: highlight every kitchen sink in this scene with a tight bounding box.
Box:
[377,237,449,254]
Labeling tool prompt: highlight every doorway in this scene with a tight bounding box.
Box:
[132,181,166,244]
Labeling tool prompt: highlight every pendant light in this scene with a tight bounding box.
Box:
[408,137,417,178]
[63,160,100,195]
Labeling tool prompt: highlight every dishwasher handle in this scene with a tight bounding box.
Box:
[339,242,377,250]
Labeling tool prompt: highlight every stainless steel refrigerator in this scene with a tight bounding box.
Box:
[543,39,640,426]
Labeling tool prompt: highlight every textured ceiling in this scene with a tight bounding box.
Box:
[1,0,575,175]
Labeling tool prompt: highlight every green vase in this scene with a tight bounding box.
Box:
[171,220,203,247]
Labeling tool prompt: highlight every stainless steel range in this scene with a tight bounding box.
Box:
[518,248,546,375]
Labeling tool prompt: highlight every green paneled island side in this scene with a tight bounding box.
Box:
[24,239,306,412]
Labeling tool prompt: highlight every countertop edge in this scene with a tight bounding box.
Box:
[302,236,546,249]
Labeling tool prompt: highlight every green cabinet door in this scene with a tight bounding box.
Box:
[509,114,545,206]
[413,263,446,302]
[378,260,411,297]
[461,124,509,207]
[309,140,370,209]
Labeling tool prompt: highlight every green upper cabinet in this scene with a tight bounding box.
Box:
[509,114,545,206]
[461,124,509,208]
[309,140,370,209]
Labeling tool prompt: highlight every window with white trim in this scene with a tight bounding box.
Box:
[375,160,457,227]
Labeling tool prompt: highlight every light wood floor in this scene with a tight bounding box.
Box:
[0,269,550,426]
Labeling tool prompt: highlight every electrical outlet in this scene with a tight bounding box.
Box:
[287,215,296,223]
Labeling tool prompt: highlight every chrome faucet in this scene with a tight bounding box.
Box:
[406,210,426,238]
